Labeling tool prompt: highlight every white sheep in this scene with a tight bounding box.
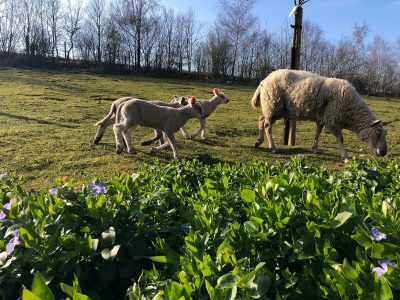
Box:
[93,96,189,144]
[113,97,204,159]
[143,88,230,144]
[251,69,388,161]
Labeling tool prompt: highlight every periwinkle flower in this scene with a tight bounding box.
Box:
[87,181,107,194]
[371,227,387,241]
[371,166,377,172]
[0,200,13,221]
[0,173,7,179]
[373,259,398,277]
[298,154,305,158]
[49,188,59,195]
[6,230,22,255]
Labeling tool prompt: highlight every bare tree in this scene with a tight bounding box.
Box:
[216,0,256,78]
[63,0,82,61]
[119,0,157,69]
[86,0,106,63]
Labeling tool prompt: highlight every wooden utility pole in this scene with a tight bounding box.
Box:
[283,1,308,146]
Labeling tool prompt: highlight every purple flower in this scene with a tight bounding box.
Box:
[0,211,5,221]
[371,227,387,241]
[373,259,398,277]
[298,154,305,158]
[0,200,13,221]
[371,167,377,172]
[49,188,59,195]
[6,230,22,255]
[284,162,290,167]
[87,181,107,194]
[0,173,7,179]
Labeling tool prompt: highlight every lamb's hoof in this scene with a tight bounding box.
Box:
[201,136,206,140]
[149,147,157,153]
[312,148,319,154]
[93,137,101,145]
[116,147,123,155]
[254,140,262,148]
[344,158,349,164]
[128,149,137,155]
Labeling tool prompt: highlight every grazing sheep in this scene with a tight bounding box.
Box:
[93,96,188,144]
[251,69,388,161]
[113,97,204,159]
[143,88,230,144]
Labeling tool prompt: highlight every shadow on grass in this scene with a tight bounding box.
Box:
[196,153,228,165]
[0,112,78,129]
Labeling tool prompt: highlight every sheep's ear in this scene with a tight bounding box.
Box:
[372,120,381,126]
[180,97,188,106]
[213,88,219,96]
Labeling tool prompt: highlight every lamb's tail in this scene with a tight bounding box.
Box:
[95,102,118,126]
[115,102,125,124]
[251,85,261,108]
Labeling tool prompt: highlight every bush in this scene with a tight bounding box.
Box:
[0,158,399,299]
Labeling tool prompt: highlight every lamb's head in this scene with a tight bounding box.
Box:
[172,95,189,106]
[188,96,204,119]
[359,120,388,157]
[212,88,230,104]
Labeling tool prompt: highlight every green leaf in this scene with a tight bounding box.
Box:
[29,272,55,300]
[331,211,353,228]
[371,243,400,260]
[22,289,42,300]
[374,277,393,300]
[217,273,240,288]
[165,281,183,299]
[101,245,120,261]
[149,256,176,264]
[241,189,255,203]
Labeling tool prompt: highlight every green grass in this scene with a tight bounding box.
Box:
[0,67,399,189]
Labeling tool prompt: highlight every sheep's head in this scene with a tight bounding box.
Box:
[188,96,204,118]
[359,120,388,157]
[213,88,230,104]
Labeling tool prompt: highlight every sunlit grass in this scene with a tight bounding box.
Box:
[0,67,399,189]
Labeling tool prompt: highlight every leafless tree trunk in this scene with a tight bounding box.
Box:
[63,0,81,61]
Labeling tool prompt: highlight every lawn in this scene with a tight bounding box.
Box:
[0,67,399,189]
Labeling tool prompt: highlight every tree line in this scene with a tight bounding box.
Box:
[1,0,399,95]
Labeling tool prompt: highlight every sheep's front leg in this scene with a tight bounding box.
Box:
[312,123,324,153]
[165,132,180,159]
[200,119,207,140]
[180,126,191,139]
[141,129,162,146]
[334,131,349,162]
[255,116,265,147]
[93,115,115,144]
[191,118,206,139]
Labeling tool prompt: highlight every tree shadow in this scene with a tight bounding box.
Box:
[0,112,78,129]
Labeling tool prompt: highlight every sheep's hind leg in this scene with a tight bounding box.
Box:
[150,133,170,153]
[180,126,191,139]
[255,116,265,147]
[312,123,324,153]
[113,123,126,154]
[164,132,180,159]
[141,129,162,146]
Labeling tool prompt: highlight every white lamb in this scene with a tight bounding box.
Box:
[113,97,204,159]
[143,88,230,144]
[251,69,389,161]
[93,96,189,145]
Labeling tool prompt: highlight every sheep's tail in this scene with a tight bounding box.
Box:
[251,85,261,108]
[95,102,118,126]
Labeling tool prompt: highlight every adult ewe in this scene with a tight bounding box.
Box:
[251,69,388,161]
[93,96,188,144]
[113,97,204,159]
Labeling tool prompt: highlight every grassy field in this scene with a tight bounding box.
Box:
[0,67,399,189]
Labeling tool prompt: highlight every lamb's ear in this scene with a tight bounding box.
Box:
[189,96,196,107]
[372,120,381,126]
[213,88,219,96]
[180,97,188,106]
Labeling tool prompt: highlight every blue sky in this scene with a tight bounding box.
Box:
[159,0,400,44]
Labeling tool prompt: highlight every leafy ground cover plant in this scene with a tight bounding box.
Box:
[0,158,399,299]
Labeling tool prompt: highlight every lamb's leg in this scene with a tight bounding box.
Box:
[93,115,115,144]
[123,127,137,155]
[113,123,126,154]
[180,126,191,139]
[191,118,206,139]
[312,124,324,153]
[200,119,207,140]
[150,133,170,152]
[334,131,349,162]
[141,129,162,146]
[165,132,179,159]
[255,116,265,147]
